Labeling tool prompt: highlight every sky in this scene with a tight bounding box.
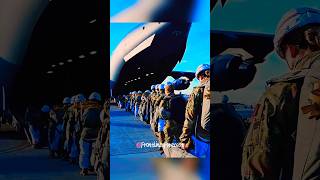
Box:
[110,0,210,94]
[211,0,320,105]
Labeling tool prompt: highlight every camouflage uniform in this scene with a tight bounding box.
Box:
[149,90,157,121]
[63,105,74,158]
[242,51,320,180]
[134,94,142,117]
[67,103,83,163]
[48,105,65,157]
[153,91,165,133]
[125,95,130,111]
[139,91,150,122]
[79,100,101,171]
[94,101,109,180]
[201,80,211,132]
[159,93,186,143]
[145,92,151,122]
[130,94,135,112]
[179,80,209,148]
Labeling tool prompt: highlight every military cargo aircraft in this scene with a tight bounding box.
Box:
[110,22,195,96]
[110,0,275,95]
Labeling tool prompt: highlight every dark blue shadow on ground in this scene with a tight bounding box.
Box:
[110,109,132,116]
[110,122,150,129]
[0,155,78,174]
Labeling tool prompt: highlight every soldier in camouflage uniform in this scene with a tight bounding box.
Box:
[94,100,109,180]
[125,93,131,112]
[134,91,142,118]
[159,82,186,143]
[57,97,71,159]
[150,85,159,132]
[153,84,166,149]
[48,98,69,158]
[179,64,210,152]
[130,91,136,113]
[62,96,76,160]
[242,7,320,180]
[145,90,151,123]
[79,92,102,176]
[68,94,86,164]
[139,90,151,123]
[149,85,157,121]
[129,92,133,112]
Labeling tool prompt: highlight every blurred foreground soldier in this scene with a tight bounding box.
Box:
[212,95,245,180]
[134,91,142,118]
[242,7,320,180]
[179,64,210,158]
[94,100,109,180]
[25,105,42,149]
[79,92,102,176]
[159,82,186,143]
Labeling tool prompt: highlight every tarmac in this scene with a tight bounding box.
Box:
[110,105,163,158]
[110,105,162,180]
[0,124,96,180]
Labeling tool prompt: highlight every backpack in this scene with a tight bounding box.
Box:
[241,82,297,179]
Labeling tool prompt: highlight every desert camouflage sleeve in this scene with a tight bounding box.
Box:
[180,87,203,143]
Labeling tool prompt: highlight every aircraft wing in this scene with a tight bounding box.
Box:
[211,30,274,62]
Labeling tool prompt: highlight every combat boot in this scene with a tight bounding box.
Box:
[80,168,89,176]
[158,132,165,155]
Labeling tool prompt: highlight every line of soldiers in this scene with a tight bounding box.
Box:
[24,92,109,179]
[118,64,211,158]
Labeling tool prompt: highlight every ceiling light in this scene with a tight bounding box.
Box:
[67,59,73,63]
[137,67,141,70]
[89,19,96,24]
[51,64,56,68]
[146,74,149,76]
[90,51,97,55]
[47,71,53,74]
[59,62,64,66]
[79,55,85,59]
[138,77,141,79]
[150,72,154,75]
